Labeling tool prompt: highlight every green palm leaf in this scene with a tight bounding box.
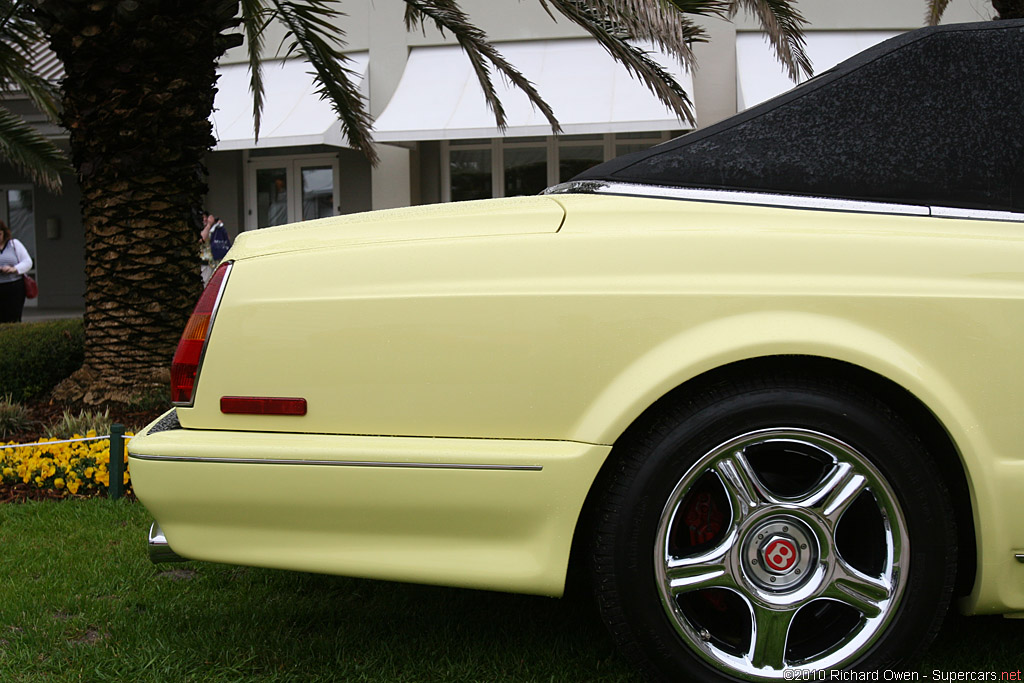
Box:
[406,0,561,134]
[238,0,270,142]
[0,0,65,189]
[729,0,812,80]
[925,0,953,24]
[242,1,376,163]
[541,0,697,126]
[228,0,812,160]
[547,0,727,69]
[0,105,68,191]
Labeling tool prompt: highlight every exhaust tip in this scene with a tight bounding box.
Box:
[148,522,187,563]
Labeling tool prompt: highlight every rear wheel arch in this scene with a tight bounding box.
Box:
[567,354,975,623]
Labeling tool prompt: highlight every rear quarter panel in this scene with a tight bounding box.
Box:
[176,194,1024,611]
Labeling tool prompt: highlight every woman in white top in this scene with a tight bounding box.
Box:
[0,220,33,323]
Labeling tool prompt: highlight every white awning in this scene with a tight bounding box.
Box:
[736,31,899,111]
[372,39,693,142]
[211,54,368,150]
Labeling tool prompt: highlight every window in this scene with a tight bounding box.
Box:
[3,189,34,258]
[0,186,35,305]
[246,155,341,229]
[503,143,547,197]
[449,143,492,202]
[441,133,670,201]
[558,135,606,184]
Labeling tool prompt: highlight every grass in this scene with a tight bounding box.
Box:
[0,501,1020,682]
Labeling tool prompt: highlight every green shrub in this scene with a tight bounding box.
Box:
[0,395,32,439]
[45,407,111,440]
[0,319,84,402]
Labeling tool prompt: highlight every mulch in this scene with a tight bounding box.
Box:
[0,484,137,503]
[5,398,166,444]
[0,483,73,504]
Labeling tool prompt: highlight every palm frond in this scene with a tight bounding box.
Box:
[729,0,811,81]
[406,0,561,134]
[0,2,38,52]
[0,47,59,117]
[541,0,697,126]
[0,3,61,121]
[271,0,377,163]
[543,0,726,70]
[0,105,68,192]
[238,0,271,143]
[925,0,952,25]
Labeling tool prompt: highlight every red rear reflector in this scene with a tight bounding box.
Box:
[171,262,232,405]
[220,396,308,416]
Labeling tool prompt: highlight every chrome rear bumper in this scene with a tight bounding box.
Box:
[148,522,186,563]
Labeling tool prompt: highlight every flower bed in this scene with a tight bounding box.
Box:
[0,431,131,501]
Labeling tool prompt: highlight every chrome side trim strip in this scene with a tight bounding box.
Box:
[545,181,1024,223]
[129,452,542,471]
[591,181,928,216]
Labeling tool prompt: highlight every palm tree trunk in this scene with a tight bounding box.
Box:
[28,0,241,405]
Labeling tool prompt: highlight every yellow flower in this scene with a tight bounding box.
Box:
[0,434,130,497]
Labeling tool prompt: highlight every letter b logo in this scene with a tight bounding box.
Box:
[763,538,798,571]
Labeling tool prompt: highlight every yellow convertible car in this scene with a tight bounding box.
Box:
[129,22,1024,682]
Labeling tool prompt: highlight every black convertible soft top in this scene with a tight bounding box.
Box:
[572,20,1024,214]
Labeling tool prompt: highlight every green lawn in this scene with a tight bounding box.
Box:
[0,501,1019,682]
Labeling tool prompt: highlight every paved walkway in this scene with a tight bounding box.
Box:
[21,307,84,322]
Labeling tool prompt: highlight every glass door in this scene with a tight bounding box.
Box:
[0,187,35,307]
[247,156,340,229]
[299,165,335,220]
[255,166,290,228]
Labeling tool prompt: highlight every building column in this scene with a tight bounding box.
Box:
[371,144,411,210]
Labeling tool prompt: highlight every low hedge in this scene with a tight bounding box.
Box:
[0,318,84,402]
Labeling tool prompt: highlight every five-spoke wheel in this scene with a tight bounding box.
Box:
[592,376,956,682]
[656,429,906,675]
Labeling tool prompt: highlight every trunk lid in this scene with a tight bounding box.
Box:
[228,195,566,260]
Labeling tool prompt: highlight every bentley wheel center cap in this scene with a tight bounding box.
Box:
[743,518,816,592]
[763,537,798,571]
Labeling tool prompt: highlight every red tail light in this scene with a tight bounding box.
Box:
[171,262,232,405]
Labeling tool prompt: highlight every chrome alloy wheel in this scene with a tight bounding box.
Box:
[654,428,909,678]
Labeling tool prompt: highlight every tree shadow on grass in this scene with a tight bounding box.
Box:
[142,564,640,682]
[139,563,1024,681]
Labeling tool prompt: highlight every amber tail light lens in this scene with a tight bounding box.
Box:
[170,262,232,406]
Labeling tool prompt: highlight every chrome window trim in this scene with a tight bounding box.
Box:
[929,205,1024,222]
[128,452,542,471]
[545,181,1024,223]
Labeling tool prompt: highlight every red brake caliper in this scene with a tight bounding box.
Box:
[684,491,723,546]
[682,490,728,611]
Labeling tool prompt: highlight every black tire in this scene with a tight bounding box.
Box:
[591,375,956,682]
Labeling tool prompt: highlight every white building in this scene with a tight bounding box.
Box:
[0,0,990,311]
